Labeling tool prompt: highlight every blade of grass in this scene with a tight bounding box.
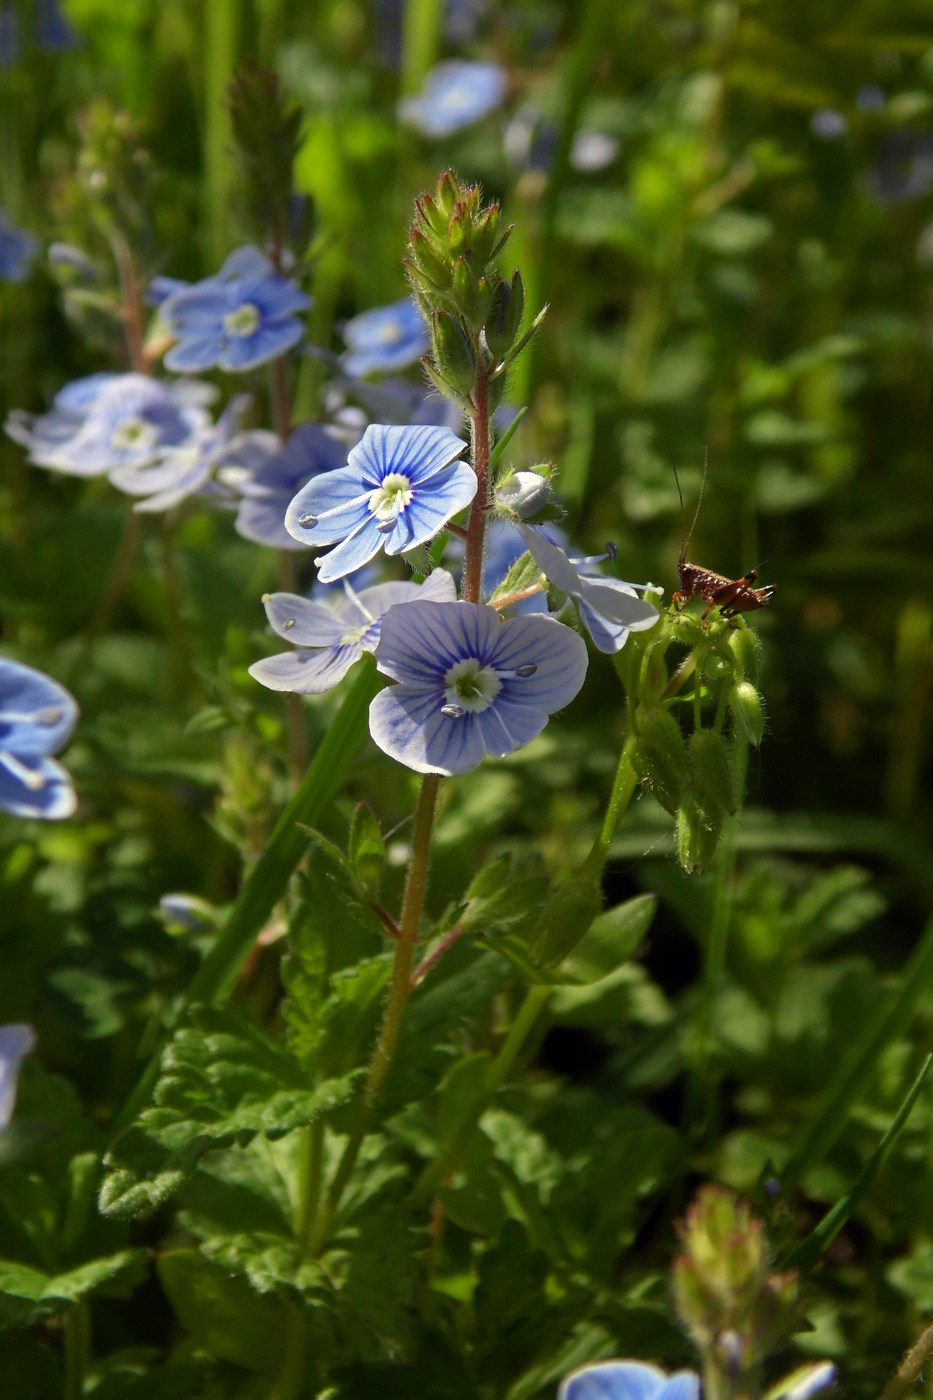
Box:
[784,1054,931,1274]
[782,915,933,1189]
[400,0,444,98]
[110,661,380,1135]
[202,0,241,267]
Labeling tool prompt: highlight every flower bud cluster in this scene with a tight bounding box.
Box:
[405,170,541,409]
[626,608,767,873]
[673,1187,799,1396]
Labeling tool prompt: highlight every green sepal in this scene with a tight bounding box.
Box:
[421,358,474,413]
[431,309,476,394]
[676,794,725,874]
[485,270,525,360]
[689,728,737,816]
[487,550,542,607]
[728,622,761,683]
[632,706,692,814]
[730,680,765,746]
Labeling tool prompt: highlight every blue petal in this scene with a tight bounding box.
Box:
[249,645,360,695]
[475,697,548,756]
[0,658,78,755]
[369,687,487,775]
[0,1023,36,1129]
[0,753,77,820]
[162,283,233,329]
[285,466,370,547]
[374,601,483,685]
[217,246,273,280]
[557,1362,668,1400]
[261,593,346,646]
[383,460,478,555]
[349,423,467,488]
[245,276,313,319]
[314,519,386,584]
[218,319,305,371]
[576,597,632,654]
[487,614,588,712]
[164,331,227,372]
[577,576,660,629]
[659,1375,701,1400]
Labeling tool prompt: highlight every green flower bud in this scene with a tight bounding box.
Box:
[632,706,692,814]
[730,680,765,746]
[434,169,463,219]
[471,201,504,263]
[728,623,761,683]
[689,728,737,816]
[430,310,476,395]
[485,270,525,360]
[407,230,452,293]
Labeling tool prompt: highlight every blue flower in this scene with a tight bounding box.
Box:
[0,658,78,820]
[399,60,507,137]
[0,1024,36,1129]
[232,423,349,551]
[557,1361,700,1400]
[250,569,457,695]
[7,372,213,478]
[0,209,37,281]
[162,246,312,373]
[285,423,474,583]
[341,298,429,376]
[517,524,661,653]
[109,394,251,513]
[369,601,588,775]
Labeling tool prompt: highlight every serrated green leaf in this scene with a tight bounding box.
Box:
[487,551,543,606]
[100,1007,360,1218]
[0,1250,148,1326]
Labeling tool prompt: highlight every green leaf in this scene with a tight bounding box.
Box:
[783,917,933,1186]
[561,893,657,985]
[111,661,380,1135]
[157,1248,288,1374]
[0,1250,148,1326]
[347,804,385,900]
[784,1055,931,1274]
[99,1007,360,1218]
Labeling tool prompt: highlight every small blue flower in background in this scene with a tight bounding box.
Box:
[0,209,38,281]
[109,394,251,513]
[341,298,428,377]
[162,246,312,373]
[0,0,75,69]
[399,60,507,138]
[231,423,349,551]
[286,422,474,583]
[0,1024,36,1129]
[0,658,78,820]
[369,600,588,775]
[518,523,661,652]
[557,1360,699,1400]
[7,372,213,478]
[250,569,457,695]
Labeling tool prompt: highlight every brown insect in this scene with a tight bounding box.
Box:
[671,457,775,620]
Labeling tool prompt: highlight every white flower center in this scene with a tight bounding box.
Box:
[111,415,157,452]
[443,658,501,714]
[223,302,261,338]
[368,472,413,525]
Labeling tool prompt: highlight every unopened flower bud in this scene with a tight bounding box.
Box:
[495,469,551,518]
[730,679,765,746]
[486,270,525,359]
[676,795,724,873]
[632,706,692,815]
[728,623,761,683]
[689,728,737,816]
[431,310,476,393]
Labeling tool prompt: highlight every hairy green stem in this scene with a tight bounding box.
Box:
[63,1301,91,1400]
[878,1318,933,1400]
[306,774,441,1255]
[580,735,638,880]
[462,363,491,605]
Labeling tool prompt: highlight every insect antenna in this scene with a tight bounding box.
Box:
[669,444,708,564]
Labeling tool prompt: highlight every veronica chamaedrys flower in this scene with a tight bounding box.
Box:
[250,569,457,695]
[0,659,78,819]
[0,209,37,281]
[557,1360,699,1400]
[231,423,349,551]
[369,601,587,775]
[0,1024,36,1129]
[399,60,507,138]
[7,372,213,478]
[285,423,474,584]
[109,394,251,513]
[342,297,428,377]
[161,247,311,373]
[517,523,661,653]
